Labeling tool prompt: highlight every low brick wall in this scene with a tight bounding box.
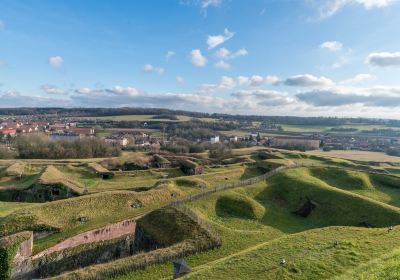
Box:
[33,219,136,260]
[32,234,136,278]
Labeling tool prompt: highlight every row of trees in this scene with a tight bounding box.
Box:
[12,135,121,159]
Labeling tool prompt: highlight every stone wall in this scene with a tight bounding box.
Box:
[5,219,138,279]
[33,219,136,259]
[32,234,136,278]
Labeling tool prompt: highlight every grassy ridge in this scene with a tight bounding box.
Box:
[183,227,400,280]
[0,185,184,253]
[111,166,400,280]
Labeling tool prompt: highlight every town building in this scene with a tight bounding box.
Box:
[210,136,220,144]
[271,136,320,150]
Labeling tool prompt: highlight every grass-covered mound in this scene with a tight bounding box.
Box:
[174,178,209,189]
[4,162,25,177]
[216,193,265,220]
[109,166,400,280]
[221,156,255,165]
[308,167,400,208]
[260,168,400,228]
[0,185,184,253]
[257,158,294,171]
[370,173,400,189]
[0,231,32,280]
[87,162,114,179]
[0,165,84,203]
[309,167,374,190]
[183,227,400,280]
[136,206,220,247]
[51,207,221,280]
[37,165,84,194]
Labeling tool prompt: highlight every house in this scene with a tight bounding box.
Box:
[210,136,220,144]
[67,127,95,136]
[229,136,238,142]
[0,128,17,136]
[271,136,320,150]
[104,136,129,147]
[49,123,68,133]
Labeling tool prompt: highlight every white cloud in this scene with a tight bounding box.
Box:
[316,0,396,18]
[207,28,234,49]
[237,76,250,86]
[176,76,185,83]
[264,75,281,85]
[190,49,207,67]
[0,20,4,31]
[201,0,222,8]
[232,89,294,106]
[143,64,165,74]
[49,56,64,67]
[215,48,248,59]
[215,48,231,59]
[284,74,334,87]
[75,86,141,97]
[0,90,72,107]
[41,84,66,95]
[180,0,223,16]
[166,51,176,61]
[340,74,376,84]
[356,0,396,9]
[201,75,236,93]
[249,75,264,87]
[214,60,230,70]
[320,41,343,51]
[106,85,140,97]
[223,75,280,87]
[366,52,400,67]
[232,48,248,58]
[76,87,98,95]
[296,85,400,107]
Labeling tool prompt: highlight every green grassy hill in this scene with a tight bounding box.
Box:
[111,166,400,280]
[3,149,400,280]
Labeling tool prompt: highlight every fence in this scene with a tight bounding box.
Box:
[169,162,394,207]
[169,164,298,206]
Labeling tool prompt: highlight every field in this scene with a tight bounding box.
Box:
[81,114,218,122]
[2,148,400,279]
[279,124,400,133]
[308,150,400,163]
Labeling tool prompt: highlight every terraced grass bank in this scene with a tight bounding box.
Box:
[1,207,220,279]
[2,148,400,280]
[110,166,400,280]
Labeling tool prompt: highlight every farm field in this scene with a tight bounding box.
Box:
[308,150,400,163]
[80,114,218,122]
[279,124,400,133]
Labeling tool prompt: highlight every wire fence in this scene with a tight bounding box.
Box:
[169,162,393,207]
[169,164,300,206]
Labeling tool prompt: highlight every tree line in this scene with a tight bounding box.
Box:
[9,135,121,159]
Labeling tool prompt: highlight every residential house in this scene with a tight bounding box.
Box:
[210,136,220,144]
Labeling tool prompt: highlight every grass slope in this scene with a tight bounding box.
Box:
[111,166,400,280]
[183,227,400,280]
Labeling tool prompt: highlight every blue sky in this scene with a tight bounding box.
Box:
[1,0,400,118]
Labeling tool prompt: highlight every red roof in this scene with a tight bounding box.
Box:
[0,128,17,134]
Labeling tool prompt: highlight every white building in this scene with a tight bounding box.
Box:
[210,136,220,144]
[229,136,238,142]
